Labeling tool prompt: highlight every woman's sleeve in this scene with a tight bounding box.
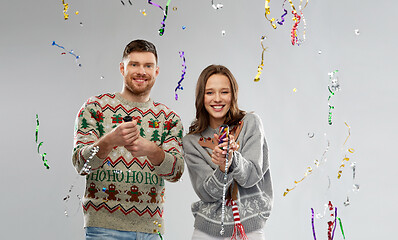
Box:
[183,136,234,203]
[230,113,270,188]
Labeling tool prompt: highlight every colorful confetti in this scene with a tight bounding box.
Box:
[52,41,81,67]
[312,204,346,240]
[140,9,147,16]
[211,0,224,10]
[35,114,50,169]
[254,36,268,82]
[175,51,186,100]
[153,221,163,240]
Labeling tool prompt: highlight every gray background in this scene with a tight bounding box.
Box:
[0,0,396,239]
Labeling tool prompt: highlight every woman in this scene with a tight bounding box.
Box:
[183,65,273,240]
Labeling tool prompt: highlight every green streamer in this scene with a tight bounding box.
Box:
[35,114,50,169]
[337,217,346,239]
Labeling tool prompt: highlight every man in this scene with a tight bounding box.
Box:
[72,39,184,239]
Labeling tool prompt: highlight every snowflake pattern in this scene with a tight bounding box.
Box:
[239,200,254,217]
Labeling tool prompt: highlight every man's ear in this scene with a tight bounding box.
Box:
[155,66,160,78]
[119,62,125,75]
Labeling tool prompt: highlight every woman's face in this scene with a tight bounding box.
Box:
[204,74,232,129]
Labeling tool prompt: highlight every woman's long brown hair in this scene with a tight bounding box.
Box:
[188,64,246,134]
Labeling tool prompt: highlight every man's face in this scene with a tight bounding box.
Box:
[120,51,159,97]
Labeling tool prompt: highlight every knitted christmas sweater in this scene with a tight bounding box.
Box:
[72,93,184,234]
[182,113,273,237]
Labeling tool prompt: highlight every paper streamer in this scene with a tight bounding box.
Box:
[120,0,133,5]
[326,201,337,240]
[147,0,171,36]
[175,51,186,100]
[264,0,277,29]
[337,217,346,239]
[35,114,50,169]
[283,137,330,196]
[52,41,81,67]
[311,208,317,240]
[338,122,355,179]
[312,204,346,240]
[219,124,230,235]
[254,36,268,82]
[297,0,308,45]
[212,0,223,9]
[289,0,309,45]
[159,0,171,36]
[327,70,338,125]
[277,0,288,25]
[61,0,69,20]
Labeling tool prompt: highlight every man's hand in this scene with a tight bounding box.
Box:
[125,136,165,166]
[95,120,139,159]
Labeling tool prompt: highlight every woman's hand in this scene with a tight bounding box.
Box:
[211,134,239,172]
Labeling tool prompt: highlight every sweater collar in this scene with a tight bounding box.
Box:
[114,92,153,109]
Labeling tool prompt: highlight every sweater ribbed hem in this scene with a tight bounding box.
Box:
[193,214,266,238]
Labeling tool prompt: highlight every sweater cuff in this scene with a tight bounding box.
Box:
[154,152,177,176]
[81,145,105,171]
[213,167,233,186]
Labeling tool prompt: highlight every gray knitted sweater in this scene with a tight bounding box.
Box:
[182,112,273,237]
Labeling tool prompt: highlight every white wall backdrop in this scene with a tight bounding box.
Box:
[0,0,396,239]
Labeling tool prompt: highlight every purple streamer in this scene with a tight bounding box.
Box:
[311,208,317,240]
[175,51,186,100]
[147,0,163,10]
[277,0,288,25]
[331,207,338,240]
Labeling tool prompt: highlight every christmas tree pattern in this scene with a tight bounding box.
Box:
[96,122,105,137]
[177,129,183,139]
[81,118,89,129]
[161,131,168,144]
[140,128,146,137]
[150,129,161,142]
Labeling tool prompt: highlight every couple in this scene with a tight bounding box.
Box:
[72,39,273,240]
